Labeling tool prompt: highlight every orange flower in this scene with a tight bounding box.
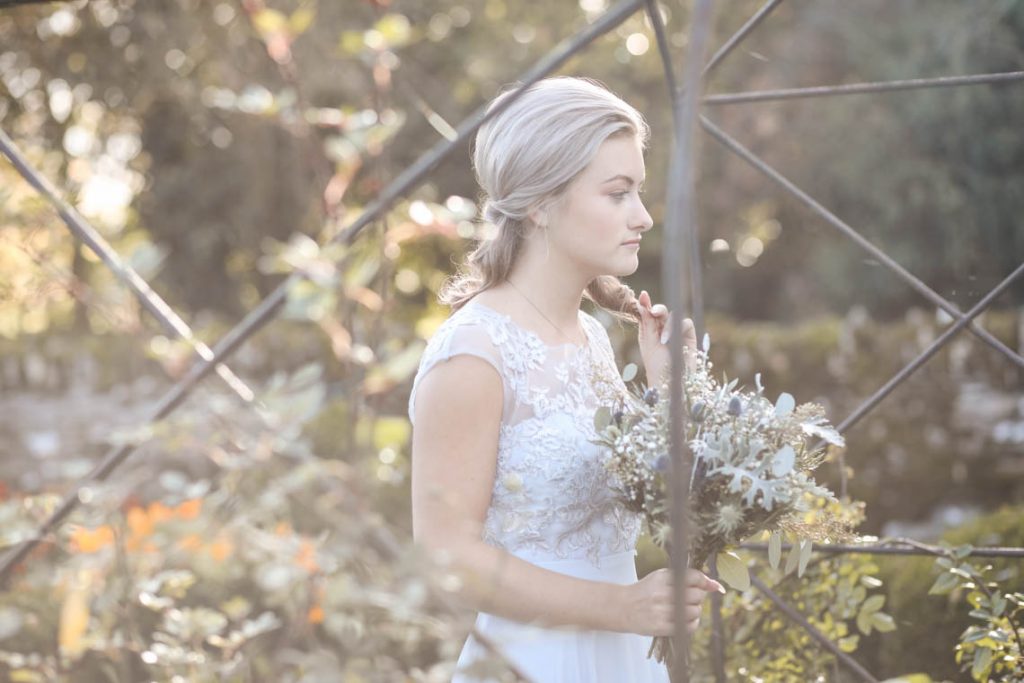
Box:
[127,507,154,539]
[307,605,324,624]
[174,498,202,520]
[207,537,234,563]
[70,525,115,554]
[275,521,292,536]
[295,539,319,573]
[177,534,203,552]
[147,502,173,524]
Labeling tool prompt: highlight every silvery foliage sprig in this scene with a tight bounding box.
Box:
[591,334,851,575]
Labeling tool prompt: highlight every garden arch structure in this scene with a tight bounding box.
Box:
[2,0,1023,680]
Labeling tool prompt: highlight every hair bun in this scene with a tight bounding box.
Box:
[482,200,507,225]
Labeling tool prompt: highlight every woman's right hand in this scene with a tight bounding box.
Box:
[619,567,725,636]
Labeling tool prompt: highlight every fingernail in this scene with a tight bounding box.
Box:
[716,583,726,594]
[660,327,670,345]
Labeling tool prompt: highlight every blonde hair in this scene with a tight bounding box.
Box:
[438,76,650,325]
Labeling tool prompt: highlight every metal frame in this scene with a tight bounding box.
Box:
[1,0,1022,681]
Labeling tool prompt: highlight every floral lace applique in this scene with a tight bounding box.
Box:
[409,299,641,566]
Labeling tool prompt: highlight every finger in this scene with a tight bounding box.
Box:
[684,588,714,606]
[686,617,701,634]
[660,311,673,344]
[650,303,668,317]
[708,577,726,594]
[686,570,726,595]
[684,569,711,588]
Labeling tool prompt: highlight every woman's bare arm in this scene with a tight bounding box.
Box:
[411,354,630,632]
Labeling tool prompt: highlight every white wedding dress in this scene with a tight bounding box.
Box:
[408,297,670,683]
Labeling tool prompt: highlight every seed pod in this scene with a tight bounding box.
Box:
[653,453,670,472]
[728,396,743,417]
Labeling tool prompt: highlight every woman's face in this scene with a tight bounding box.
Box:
[544,133,653,279]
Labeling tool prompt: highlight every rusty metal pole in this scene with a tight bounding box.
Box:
[661,0,717,679]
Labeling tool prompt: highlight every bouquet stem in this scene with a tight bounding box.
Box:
[646,546,712,680]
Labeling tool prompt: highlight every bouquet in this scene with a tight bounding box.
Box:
[590,335,853,667]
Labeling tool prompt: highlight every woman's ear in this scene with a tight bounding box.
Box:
[527,207,548,229]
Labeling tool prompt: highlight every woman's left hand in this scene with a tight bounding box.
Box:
[636,290,697,387]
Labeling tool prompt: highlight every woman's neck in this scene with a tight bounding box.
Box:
[502,257,589,331]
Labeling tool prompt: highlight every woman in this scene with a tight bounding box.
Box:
[408,76,723,682]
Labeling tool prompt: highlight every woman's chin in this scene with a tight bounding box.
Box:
[615,255,641,277]
[591,254,640,279]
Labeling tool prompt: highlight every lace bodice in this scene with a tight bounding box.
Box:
[408,298,642,566]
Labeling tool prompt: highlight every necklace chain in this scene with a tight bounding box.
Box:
[505,278,585,347]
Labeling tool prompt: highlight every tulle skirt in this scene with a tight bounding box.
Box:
[451,549,670,683]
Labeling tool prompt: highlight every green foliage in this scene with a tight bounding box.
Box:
[684,529,895,681]
[1,1,1022,680]
[0,364,474,682]
[874,505,1024,680]
[928,545,1024,682]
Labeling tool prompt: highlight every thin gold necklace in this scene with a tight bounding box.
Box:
[505,278,586,347]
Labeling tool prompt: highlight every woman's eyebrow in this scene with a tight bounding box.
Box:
[602,174,645,187]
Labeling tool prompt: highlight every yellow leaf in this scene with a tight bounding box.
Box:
[289,8,315,36]
[253,8,287,35]
[715,551,750,591]
[59,585,90,659]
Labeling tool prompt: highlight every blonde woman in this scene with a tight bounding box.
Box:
[409,76,723,682]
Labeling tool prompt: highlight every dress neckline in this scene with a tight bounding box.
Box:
[466,298,592,352]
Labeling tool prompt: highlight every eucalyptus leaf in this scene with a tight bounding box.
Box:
[622,363,638,383]
[771,446,795,477]
[768,531,782,570]
[798,539,813,577]
[784,541,801,576]
[594,406,612,432]
[775,392,795,416]
[716,551,750,591]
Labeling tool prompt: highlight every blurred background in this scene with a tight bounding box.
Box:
[0,0,1022,680]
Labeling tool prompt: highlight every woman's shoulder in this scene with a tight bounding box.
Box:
[417,299,517,372]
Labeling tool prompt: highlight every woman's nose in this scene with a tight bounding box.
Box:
[634,201,654,232]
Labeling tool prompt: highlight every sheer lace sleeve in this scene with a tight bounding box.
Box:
[407,317,509,427]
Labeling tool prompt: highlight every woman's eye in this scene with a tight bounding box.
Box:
[611,188,645,202]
